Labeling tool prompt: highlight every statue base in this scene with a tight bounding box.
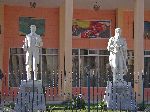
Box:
[104,81,136,111]
[14,80,46,112]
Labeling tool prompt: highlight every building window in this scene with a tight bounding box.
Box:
[9,48,26,87]
[144,50,150,88]
[9,48,58,87]
[72,49,110,87]
[41,48,58,87]
[72,49,79,87]
[72,49,135,87]
[125,50,134,86]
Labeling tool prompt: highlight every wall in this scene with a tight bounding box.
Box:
[144,11,150,49]
[2,5,150,94]
[123,11,134,49]
[123,10,150,50]
[3,5,59,93]
[73,9,150,50]
[0,4,4,70]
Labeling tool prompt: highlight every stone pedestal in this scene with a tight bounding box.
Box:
[104,81,136,111]
[14,80,46,112]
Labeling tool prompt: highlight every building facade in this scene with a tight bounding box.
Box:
[0,0,149,103]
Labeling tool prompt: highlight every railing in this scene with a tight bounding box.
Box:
[0,71,150,111]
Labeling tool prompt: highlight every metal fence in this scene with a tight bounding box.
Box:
[0,71,150,112]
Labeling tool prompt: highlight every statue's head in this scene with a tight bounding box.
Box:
[115,28,122,36]
[30,25,36,33]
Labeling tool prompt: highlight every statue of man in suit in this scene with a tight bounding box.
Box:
[22,25,43,80]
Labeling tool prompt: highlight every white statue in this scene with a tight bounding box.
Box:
[22,25,43,80]
[107,28,128,82]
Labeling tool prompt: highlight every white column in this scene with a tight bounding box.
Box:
[134,0,144,104]
[0,4,4,70]
[59,0,73,101]
[0,4,4,93]
[59,2,65,99]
